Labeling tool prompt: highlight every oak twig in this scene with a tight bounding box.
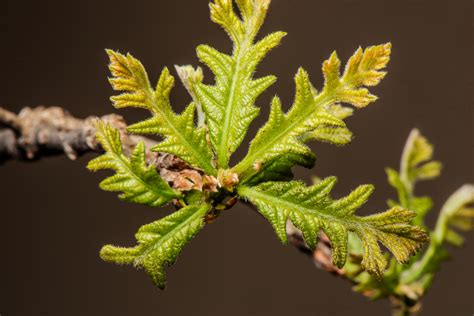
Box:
[0,106,218,192]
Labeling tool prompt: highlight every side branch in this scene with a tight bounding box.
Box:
[0,106,147,162]
[0,106,217,192]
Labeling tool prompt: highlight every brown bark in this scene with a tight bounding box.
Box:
[0,106,146,161]
[0,106,218,192]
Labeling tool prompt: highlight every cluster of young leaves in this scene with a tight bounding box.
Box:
[340,129,474,311]
[386,129,443,227]
[88,0,429,289]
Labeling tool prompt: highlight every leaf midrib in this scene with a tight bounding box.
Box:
[136,204,208,263]
[238,185,378,234]
[216,39,250,168]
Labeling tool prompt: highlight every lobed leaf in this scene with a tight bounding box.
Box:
[437,184,474,246]
[87,122,181,207]
[401,184,474,284]
[386,131,473,289]
[238,178,428,276]
[400,129,442,186]
[100,204,210,289]
[195,0,285,168]
[235,44,391,181]
[106,50,216,175]
[323,43,392,108]
[386,129,442,225]
[234,69,345,179]
[92,0,431,291]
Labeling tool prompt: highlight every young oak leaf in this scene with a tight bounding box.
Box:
[437,184,474,247]
[386,129,442,225]
[234,44,391,181]
[233,68,345,179]
[334,131,472,302]
[87,122,181,207]
[400,129,442,186]
[401,184,474,284]
[323,43,392,108]
[100,203,210,289]
[238,178,429,277]
[106,50,216,176]
[194,0,285,168]
[300,45,390,152]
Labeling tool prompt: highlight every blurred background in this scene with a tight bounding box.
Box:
[0,0,472,315]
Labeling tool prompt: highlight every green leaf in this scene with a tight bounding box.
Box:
[238,178,428,276]
[322,43,392,108]
[410,196,434,219]
[106,50,216,175]
[385,167,434,219]
[100,203,210,289]
[195,0,285,168]
[87,122,181,207]
[90,0,429,291]
[302,126,353,146]
[413,161,442,180]
[235,44,391,180]
[436,185,474,241]
[400,129,442,187]
[385,167,410,208]
[387,130,442,226]
[233,69,345,179]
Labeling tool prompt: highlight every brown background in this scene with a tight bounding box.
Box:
[0,0,472,315]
